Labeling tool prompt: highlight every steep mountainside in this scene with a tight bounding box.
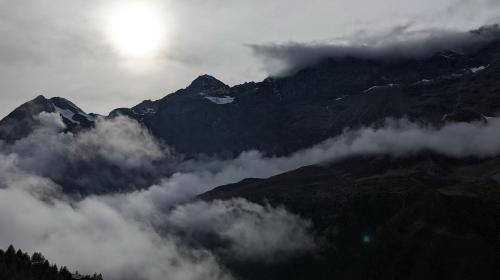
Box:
[201,154,500,280]
[119,31,500,157]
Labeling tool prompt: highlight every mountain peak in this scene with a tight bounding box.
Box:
[33,95,48,103]
[186,74,228,93]
[195,74,221,82]
[0,94,55,142]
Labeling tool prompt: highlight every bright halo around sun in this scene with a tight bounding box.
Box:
[107,2,166,57]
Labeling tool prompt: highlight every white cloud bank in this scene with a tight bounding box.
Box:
[2,113,500,279]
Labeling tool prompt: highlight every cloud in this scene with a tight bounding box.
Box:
[290,117,500,161]
[97,116,500,217]
[445,0,500,24]
[165,199,315,261]
[5,112,500,202]
[251,24,500,76]
[74,115,166,169]
[4,111,500,279]
[0,180,232,280]
[0,148,315,280]
[0,113,316,280]
[3,113,175,193]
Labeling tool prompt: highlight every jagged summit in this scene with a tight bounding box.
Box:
[0,95,55,141]
[33,94,48,102]
[186,74,229,93]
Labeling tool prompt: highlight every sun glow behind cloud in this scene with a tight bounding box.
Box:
[106,2,169,58]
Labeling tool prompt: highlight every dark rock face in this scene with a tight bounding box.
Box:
[118,39,500,157]
[200,154,500,280]
[0,95,55,142]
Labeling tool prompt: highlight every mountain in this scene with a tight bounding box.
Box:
[200,153,500,280]
[2,28,500,158]
[116,30,500,157]
[0,95,55,142]
[0,95,96,142]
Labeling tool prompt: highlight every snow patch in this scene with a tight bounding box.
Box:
[54,105,96,124]
[471,65,488,73]
[414,79,433,85]
[205,96,235,105]
[363,84,398,94]
[133,108,156,116]
[54,106,78,124]
[482,114,493,120]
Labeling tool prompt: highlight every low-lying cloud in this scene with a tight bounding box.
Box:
[3,113,174,194]
[251,24,500,76]
[0,113,316,280]
[0,153,313,280]
[163,199,315,261]
[2,113,500,279]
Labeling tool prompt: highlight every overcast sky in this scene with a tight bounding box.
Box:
[0,0,498,118]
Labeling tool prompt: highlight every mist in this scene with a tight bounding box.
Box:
[2,113,500,279]
[0,114,317,280]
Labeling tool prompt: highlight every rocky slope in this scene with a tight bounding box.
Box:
[201,154,500,280]
[118,28,500,157]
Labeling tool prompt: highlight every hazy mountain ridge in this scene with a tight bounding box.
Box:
[2,27,500,159]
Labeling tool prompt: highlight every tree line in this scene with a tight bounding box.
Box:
[0,245,103,280]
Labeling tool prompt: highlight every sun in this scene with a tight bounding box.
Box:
[107,3,165,57]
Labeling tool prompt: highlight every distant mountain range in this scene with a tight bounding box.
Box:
[2,27,500,158]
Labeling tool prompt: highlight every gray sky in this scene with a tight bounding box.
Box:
[0,0,498,118]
